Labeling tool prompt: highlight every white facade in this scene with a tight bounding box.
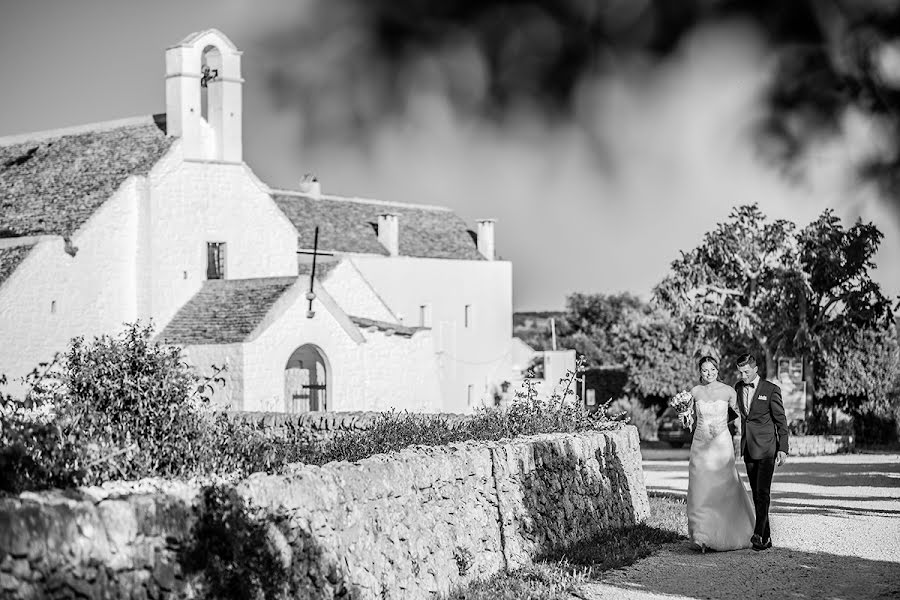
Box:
[350,256,513,413]
[0,29,512,414]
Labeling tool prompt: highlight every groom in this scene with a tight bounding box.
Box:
[735,353,789,551]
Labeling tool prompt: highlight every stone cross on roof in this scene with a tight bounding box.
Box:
[297,225,333,318]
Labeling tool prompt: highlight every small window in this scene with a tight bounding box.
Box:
[419,303,432,327]
[207,242,226,279]
[50,300,57,314]
[586,389,597,406]
[464,304,472,328]
[467,384,475,407]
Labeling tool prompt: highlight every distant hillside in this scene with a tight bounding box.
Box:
[513,311,566,351]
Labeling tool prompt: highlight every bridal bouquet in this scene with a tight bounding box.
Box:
[669,390,694,429]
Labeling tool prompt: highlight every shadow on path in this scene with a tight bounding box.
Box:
[581,543,900,600]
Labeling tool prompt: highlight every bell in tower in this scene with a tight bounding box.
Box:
[165,29,243,162]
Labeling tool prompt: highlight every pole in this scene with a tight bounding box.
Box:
[550,317,557,351]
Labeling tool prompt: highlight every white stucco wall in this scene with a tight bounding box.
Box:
[349,256,513,413]
[180,343,244,410]
[0,177,142,396]
[320,260,397,323]
[238,283,442,413]
[144,146,299,330]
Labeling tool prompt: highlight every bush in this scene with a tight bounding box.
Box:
[608,397,658,441]
[0,324,321,493]
[1,329,625,493]
[316,393,623,465]
[180,484,289,600]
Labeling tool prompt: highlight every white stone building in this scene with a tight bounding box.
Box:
[0,29,512,414]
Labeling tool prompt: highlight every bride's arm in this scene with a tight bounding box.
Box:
[681,386,698,431]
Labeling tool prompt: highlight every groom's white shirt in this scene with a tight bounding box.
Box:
[743,375,760,412]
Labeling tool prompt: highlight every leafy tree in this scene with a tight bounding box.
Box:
[654,204,798,377]
[753,2,900,205]
[816,321,900,443]
[561,292,701,403]
[655,204,894,413]
[817,325,899,411]
[561,292,644,366]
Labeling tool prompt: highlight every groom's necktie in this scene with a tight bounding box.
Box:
[741,385,751,416]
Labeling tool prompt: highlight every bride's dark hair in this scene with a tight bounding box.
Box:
[697,355,718,371]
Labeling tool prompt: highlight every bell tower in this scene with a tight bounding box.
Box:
[165,29,243,162]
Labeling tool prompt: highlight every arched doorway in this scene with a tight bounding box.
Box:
[284,344,329,413]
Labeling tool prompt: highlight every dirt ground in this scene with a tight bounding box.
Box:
[579,452,900,600]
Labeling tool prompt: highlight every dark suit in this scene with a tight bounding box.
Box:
[736,378,789,542]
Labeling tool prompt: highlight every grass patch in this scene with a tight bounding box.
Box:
[447,494,687,599]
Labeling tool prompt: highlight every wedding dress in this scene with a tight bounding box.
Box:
[687,398,755,551]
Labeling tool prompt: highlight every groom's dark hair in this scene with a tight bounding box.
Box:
[736,353,757,368]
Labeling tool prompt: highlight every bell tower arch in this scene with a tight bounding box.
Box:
[165,29,243,162]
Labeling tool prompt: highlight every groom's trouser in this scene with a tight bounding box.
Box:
[744,457,776,541]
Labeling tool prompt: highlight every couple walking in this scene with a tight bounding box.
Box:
[680,353,789,552]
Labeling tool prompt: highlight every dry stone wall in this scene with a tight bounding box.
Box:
[0,427,648,599]
[789,434,854,456]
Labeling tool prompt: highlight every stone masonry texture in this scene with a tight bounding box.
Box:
[0,427,648,599]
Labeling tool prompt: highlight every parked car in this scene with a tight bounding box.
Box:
[656,407,693,448]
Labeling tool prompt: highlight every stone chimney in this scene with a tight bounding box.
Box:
[298,174,321,198]
[378,213,399,257]
[476,219,496,260]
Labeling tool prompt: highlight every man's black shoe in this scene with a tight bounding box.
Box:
[751,534,765,551]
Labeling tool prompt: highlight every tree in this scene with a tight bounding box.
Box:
[816,324,900,442]
[817,325,899,410]
[791,210,895,405]
[561,292,644,366]
[561,292,700,402]
[655,204,894,413]
[611,307,700,402]
[653,205,798,377]
[754,1,900,205]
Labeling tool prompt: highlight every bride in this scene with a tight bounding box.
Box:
[682,355,755,552]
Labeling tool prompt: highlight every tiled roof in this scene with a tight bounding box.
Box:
[349,316,425,337]
[0,116,173,239]
[296,259,340,280]
[0,242,35,287]
[158,277,298,345]
[272,193,484,260]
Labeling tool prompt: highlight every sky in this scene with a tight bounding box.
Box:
[1,0,898,311]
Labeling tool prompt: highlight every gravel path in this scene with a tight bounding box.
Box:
[580,454,900,600]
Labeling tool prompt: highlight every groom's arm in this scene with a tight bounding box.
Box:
[727,388,740,424]
[769,383,789,454]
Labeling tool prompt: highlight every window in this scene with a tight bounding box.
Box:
[467,384,475,407]
[207,242,226,279]
[464,304,472,328]
[419,303,432,327]
[586,389,597,407]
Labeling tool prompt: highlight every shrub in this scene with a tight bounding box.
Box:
[180,484,289,600]
[314,357,625,464]
[609,397,658,441]
[1,324,320,493]
[1,330,625,493]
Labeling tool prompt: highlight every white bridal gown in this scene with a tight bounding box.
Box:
[687,399,756,551]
